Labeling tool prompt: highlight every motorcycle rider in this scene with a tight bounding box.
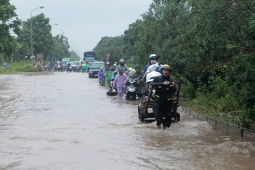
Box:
[114,68,128,97]
[67,63,71,72]
[98,67,105,85]
[114,58,128,74]
[105,62,111,70]
[150,64,176,128]
[105,67,116,94]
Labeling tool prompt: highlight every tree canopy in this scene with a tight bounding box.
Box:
[0,0,21,61]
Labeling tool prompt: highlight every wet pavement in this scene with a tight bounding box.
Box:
[0,72,255,170]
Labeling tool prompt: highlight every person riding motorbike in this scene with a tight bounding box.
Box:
[67,63,71,72]
[114,58,128,74]
[114,68,128,97]
[98,67,105,85]
[149,64,176,129]
[105,67,115,91]
[105,62,111,70]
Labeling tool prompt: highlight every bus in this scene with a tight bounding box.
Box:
[83,51,96,63]
[83,51,96,72]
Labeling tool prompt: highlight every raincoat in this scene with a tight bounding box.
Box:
[98,70,104,83]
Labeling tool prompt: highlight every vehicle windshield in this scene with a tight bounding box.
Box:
[70,62,78,65]
[90,63,104,69]
[85,57,95,62]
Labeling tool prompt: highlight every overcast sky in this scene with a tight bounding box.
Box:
[10,0,153,57]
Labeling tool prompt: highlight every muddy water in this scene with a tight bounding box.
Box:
[0,72,254,170]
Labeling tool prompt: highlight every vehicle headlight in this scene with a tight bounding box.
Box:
[127,86,136,92]
[129,80,135,83]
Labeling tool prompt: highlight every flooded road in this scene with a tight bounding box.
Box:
[0,72,255,170]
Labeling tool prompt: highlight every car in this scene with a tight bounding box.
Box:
[70,61,80,72]
[88,61,105,78]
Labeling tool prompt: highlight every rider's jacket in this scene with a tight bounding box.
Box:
[98,70,104,79]
[115,64,128,73]
[151,75,176,108]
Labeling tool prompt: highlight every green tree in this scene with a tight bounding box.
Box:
[16,13,54,58]
[52,34,70,60]
[0,0,21,61]
[93,36,124,63]
[69,50,80,61]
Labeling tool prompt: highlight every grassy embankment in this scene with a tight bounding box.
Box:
[0,60,37,74]
[180,81,255,132]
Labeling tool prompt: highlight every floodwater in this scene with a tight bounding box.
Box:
[0,72,254,170]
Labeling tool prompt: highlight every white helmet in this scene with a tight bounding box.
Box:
[149,54,157,60]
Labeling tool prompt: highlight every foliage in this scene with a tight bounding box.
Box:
[69,50,80,61]
[0,0,21,61]
[16,13,54,57]
[52,34,70,60]
[93,36,124,63]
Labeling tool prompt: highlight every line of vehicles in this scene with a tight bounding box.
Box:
[82,52,183,128]
[55,50,183,128]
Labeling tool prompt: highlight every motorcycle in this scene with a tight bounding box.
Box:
[125,69,145,101]
[99,77,105,86]
[59,63,64,72]
[67,65,72,72]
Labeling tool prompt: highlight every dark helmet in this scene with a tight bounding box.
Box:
[119,58,125,66]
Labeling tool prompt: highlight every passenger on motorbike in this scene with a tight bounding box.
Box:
[149,64,176,128]
[144,54,159,73]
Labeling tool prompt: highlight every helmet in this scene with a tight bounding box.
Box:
[119,58,125,66]
[100,67,103,70]
[128,67,133,72]
[118,68,124,73]
[106,62,110,65]
[160,64,171,72]
[149,54,157,60]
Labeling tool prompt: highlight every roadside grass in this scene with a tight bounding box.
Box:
[182,91,255,132]
[0,60,37,74]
